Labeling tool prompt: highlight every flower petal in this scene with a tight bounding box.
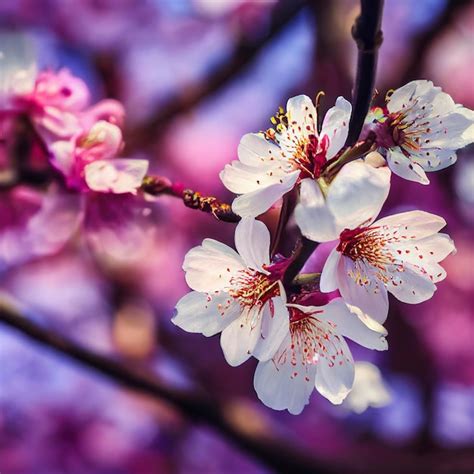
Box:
[220,308,262,366]
[320,245,341,292]
[231,171,299,218]
[327,161,391,230]
[85,158,148,194]
[294,178,339,242]
[173,291,240,337]
[254,333,316,415]
[320,96,352,159]
[183,239,244,292]
[237,133,284,167]
[234,217,270,271]
[252,296,289,362]
[315,335,354,405]
[286,94,317,137]
[386,149,429,184]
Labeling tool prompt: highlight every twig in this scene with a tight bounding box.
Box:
[125,0,306,150]
[0,300,335,474]
[345,0,384,146]
[283,0,384,289]
[141,175,240,223]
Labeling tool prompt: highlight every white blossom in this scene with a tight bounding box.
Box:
[320,210,456,323]
[254,300,387,414]
[173,218,289,367]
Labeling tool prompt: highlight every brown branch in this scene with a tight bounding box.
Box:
[0,300,336,474]
[141,175,240,223]
[125,0,306,150]
[283,0,384,289]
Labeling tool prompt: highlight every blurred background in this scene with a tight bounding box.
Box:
[0,0,473,473]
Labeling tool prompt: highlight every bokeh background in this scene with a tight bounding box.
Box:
[0,0,473,473]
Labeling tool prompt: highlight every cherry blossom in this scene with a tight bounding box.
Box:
[50,120,148,194]
[173,218,290,366]
[254,300,388,414]
[368,80,474,184]
[320,210,456,323]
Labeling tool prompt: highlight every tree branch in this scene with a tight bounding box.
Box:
[141,175,240,223]
[125,0,306,150]
[0,300,335,474]
[346,0,384,146]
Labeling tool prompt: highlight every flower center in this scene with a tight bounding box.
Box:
[288,133,330,180]
[229,269,280,310]
[337,226,394,269]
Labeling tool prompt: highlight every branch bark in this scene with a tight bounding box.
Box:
[0,300,335,474]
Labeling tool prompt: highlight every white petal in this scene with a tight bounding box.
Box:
[252,296,289,362]
[183,239,244,292]
[315,336,354,405]
[320,298,388,351]
[231,171,299,218]
[319,246,341,292]
[254,333,316,415]
[327,160,391,230]
[49,139,75,176]
[385,263,437,304]
[220,160,285,194]
[386,149,429,184]
[220,308,262,366]
[237,133,284,167]
[294,178,339,242]
[320,96,352,159]
[391,233,455,264]
[286,94,317,137]
[173,291,240,337]
[85,159,148,194]
[427,111,474,149]
[337,257,389,323]
[375,210,447,239]
[386,80,434,113]
[234,217,270,270]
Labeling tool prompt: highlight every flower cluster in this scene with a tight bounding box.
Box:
[0,51,150,265]
[174,81,472,414]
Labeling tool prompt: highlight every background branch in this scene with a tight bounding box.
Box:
[0,300,335,474]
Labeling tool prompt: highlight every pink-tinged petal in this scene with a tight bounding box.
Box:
[375,210,447,239]
[231,171,299,218]
[385,263,437,304]
[252,296,289,362]
[84,193,153,261]
[286,95,317,136]
[327,161,391,230]
[220,308,262,366]
[82,99,125,129]
[337,257,389,323]
[320,96,352,159]
[294,178,339,242]
[320,246,341,292]
[183,239,244,293]
[319,298,388,351]
[315,335,354,405]
[36,107,83,140]
[386,149,429,184]
[49,138,75,176]
[237,133,284,167]
[84,158,148,194]
[254,333,316,415]
[220,159,286,194]
[80,120,122,161]
[234,217,270,271]
[173,291,240,337]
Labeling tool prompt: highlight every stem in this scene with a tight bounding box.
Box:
[141,175,240,223]
[0,300,335,474]
[345,0,384,146]
[283,0,384,289]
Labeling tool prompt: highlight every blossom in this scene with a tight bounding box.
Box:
[344,361,392,414]
[254,299,388,414]
[220,95,351,217]
[220,94,391,242]
[320,210,456,323]
[173,218,290,366]
[50,120,148,194]
[368,80,474,184]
